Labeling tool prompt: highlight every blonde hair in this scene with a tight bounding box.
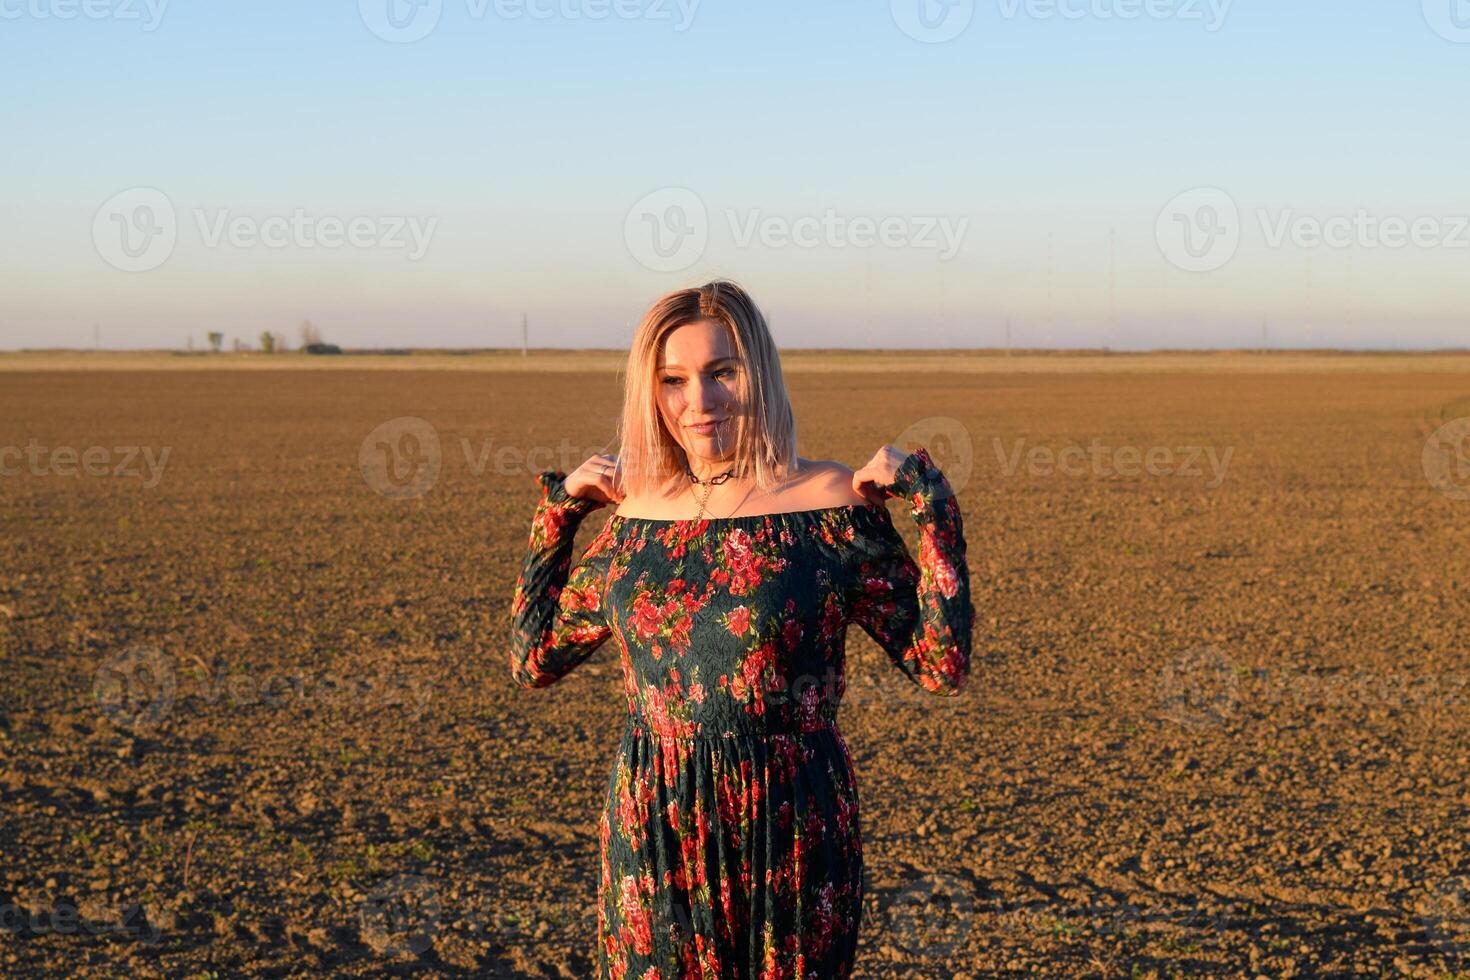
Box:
[612,280,798,500]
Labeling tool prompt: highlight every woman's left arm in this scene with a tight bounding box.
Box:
[848,447,975,695]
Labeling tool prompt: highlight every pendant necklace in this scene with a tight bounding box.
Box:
[684,461,735,521]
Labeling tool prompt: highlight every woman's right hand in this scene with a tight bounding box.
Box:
[563,454,623,506]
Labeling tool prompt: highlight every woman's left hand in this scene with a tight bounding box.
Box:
[852,444,912,507]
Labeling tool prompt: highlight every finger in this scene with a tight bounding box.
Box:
[597,464,624,501]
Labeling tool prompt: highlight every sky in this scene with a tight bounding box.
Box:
[2,0,1468,351]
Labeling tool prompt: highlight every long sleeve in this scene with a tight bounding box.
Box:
[847,446,974,695]
[508,469,616,688]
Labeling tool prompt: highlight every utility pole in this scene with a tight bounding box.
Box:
[864,252,874,349]
[1304,251,1314,347]
[1107,227,1118,336]
[1045,231,1054,352]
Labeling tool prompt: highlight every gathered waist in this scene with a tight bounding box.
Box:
[625,705,840,742]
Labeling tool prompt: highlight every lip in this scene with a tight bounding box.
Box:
[686,418,727,434]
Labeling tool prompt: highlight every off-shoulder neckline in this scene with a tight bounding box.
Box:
[609,502,884,525]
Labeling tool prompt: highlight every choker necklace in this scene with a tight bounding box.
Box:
[684,461,735,521]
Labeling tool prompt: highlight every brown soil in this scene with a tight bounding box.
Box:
[1,365,1468,978]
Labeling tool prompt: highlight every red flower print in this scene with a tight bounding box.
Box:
[507,450,972,978]
[727,605,751,636]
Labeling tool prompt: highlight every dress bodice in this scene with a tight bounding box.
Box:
[509,447,974,737]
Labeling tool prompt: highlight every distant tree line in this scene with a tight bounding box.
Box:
[193,319,337,354]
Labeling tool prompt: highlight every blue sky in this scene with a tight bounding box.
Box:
[2,0,1468,350]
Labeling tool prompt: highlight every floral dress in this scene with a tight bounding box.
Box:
[508,447,974,979]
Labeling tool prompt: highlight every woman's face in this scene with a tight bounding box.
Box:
[657,319,743,469]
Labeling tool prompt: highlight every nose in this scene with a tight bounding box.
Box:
[686,376,723,417]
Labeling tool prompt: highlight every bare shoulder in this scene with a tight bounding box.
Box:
[613,487,680,519]
[789,457,868,509]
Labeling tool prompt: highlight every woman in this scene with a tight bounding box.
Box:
[508,280,974,978]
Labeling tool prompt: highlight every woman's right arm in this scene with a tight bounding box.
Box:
[508,470,616,688]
